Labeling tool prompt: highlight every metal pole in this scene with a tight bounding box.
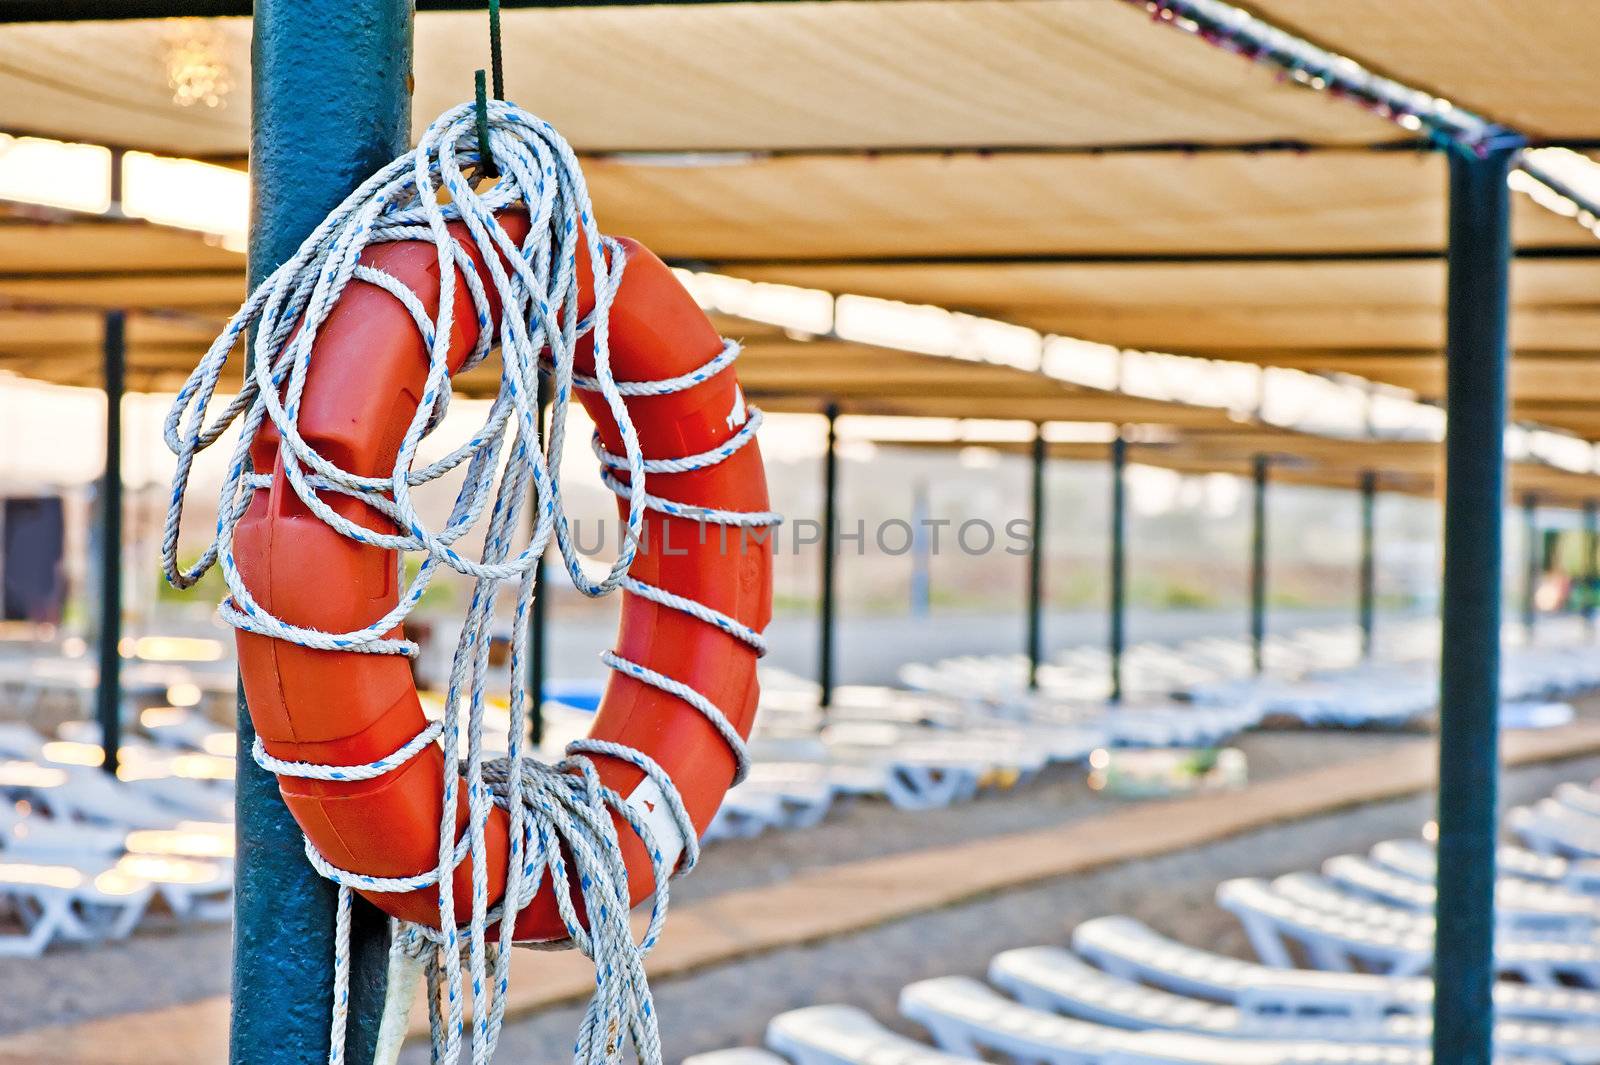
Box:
[527,381,550,745]
[1522,492,1539,637]
[1109,433,1127,703]
[910,480,931,617]
[1026,426,1046,690]
[96,310,124,777]
[1359,471,1377,660]
[1433,137,1520,1065]
[818,403,839,708]
[1585,499,1598,636]
[235,5,411,1063]
[1250,453,1269,675]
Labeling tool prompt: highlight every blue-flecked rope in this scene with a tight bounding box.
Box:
[160,99,779,1065]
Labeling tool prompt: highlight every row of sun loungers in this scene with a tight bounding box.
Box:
[0,711,235,956]
[703,676,1264,842]
[905,619,1600,730]
[5,618,1596,954]
[692,775,1600,1065]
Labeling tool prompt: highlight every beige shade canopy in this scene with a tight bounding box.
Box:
[1246,0,1600,141]
[885,427,1600,508]
[726,255,1600,439]
[2,1,1599,494]
[587,149,1587,261]
[0,293,1258,432]
[0,2,1398,157]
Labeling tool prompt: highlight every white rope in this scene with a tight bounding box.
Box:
[161,99,779,1065]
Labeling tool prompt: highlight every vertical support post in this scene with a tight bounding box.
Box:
[96,310,125,777]
[1522,492,1539,637]
[818,403,839,709]
[1433,137,1520,1065]
[1026,426,1047,690]
[235,5,412,1064]
[909,480,931,618]
[1359,471,1377,660]
[526,381,551,745]
[1108,432,1127,704]
[1250,454,1269,675]
[1585,499,1598,636]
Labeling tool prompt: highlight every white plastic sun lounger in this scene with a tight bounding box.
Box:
[766,1004,977,1065]
[1241,869,1600,985]
[0,802,234,876]
[703,787,786,842]
[751,728,987,811]
[106,853,231,921]
[1277,871,1600,950]
[1322,853,1600,939]
[748,734,963,812]
[0,757,230,833]
[899,978,1546,1065]
[1071,915,1600,1026]
[1380,837,1600,898]
[908,972,1132,1055]
[744,763,837,828]
[1512,801,1600,860]
[0,725,233,822]
[136,708,233,754]
[984,946,1600,1062]
[0,723,52,761]
[899,976,1143,1064]
[1556,783,1600,820]
[0,859,154,956]
[1367,838,1594,893]
[704,765,840,842]
[1106,1032,1538,1065]
[821,732,988,810]
[0,842,229,925]
[682,1050,790,1065]
[1219,875,1600,985]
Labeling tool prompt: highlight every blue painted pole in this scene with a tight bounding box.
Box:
[1522,492,1539,637]
[527,380,550,744]
[910,480,931,618]
[234,4,412,1064]
[1108,433,1127,704]
[96,309,125,776]
[818,402,839,708]
[1585,499,1598,635]
[1433,137,1521,1065]
[1250,454,1268,675]
[1359,471,1377,660]
[1026,426,1046,690]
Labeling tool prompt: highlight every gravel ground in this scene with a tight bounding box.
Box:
[0,725,1590,1047]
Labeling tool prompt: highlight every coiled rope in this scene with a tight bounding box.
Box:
[161,99,779,1065]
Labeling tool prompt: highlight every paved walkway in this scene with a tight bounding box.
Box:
[5,718,1599,1065]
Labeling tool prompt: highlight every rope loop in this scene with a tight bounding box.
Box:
[162,98,780,1065]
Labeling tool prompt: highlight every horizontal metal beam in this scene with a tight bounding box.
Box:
[0,268,240,283]
[690,245,1600,269]
[0,0,817,22]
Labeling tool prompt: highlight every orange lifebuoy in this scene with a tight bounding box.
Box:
[233,211,773,940]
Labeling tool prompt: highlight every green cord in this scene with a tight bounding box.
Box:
[474,69,497,179]
[489,0,504,100]
[473,0,504,178]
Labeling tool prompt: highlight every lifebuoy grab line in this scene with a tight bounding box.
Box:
[160,99,776,1065]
